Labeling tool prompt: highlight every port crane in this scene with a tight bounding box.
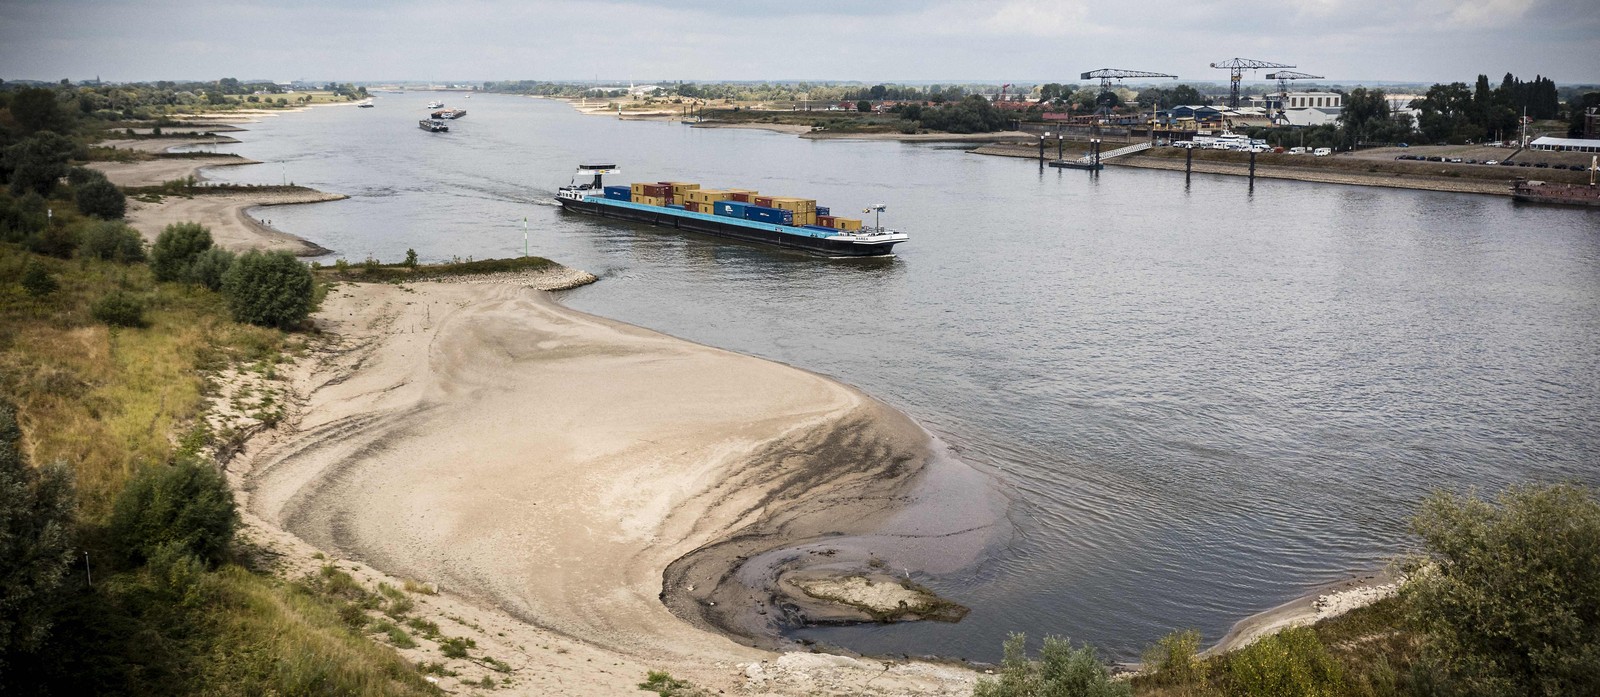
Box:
[1265,70,1323,124]
[1079,69,1177,117]
[1209,58,1294,108]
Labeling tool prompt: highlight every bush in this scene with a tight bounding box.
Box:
[188,247,236,292]
[74,177,126,219]
[1221,627,1343,697]
[149,222,213,282]
[76,220,146,263]
[221,250,313,329]
[24,223,78,259]
[973,633,1131,697]
[90,290,146,327]
[0,400,77,672]
[1140,629,1207,687]
[107,458,238,568]
[20,264,58,297]
[1405,483,1600,695]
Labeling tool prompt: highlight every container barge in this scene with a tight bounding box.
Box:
[555,164,908,257]
[419,119,448,132]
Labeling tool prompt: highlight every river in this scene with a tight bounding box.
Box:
[197,92,1600,660]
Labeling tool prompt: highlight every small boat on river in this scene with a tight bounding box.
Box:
[419,119,448,132]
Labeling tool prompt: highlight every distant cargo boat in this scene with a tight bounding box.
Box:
[419,119,448,132]
[430,108,466,119]
[358,102,375,108]
[1512,179,1600,207]
[555,165,907,257]
[425,101,444,109]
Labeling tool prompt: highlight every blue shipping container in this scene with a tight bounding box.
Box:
[714,200,750,217]
[744,206,793,225]
[816,207,830,216]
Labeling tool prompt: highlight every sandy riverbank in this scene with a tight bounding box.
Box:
[1209,570,1403,654]
[124,189,343,256]
[233,276,997,694]
[92,123,343,256]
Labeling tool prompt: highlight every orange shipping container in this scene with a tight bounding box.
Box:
[753,196,775,207]
[729,193,751,203]
[817,215,837,226]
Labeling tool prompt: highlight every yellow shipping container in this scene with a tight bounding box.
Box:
[768,197,817,212]
[636,195,667,207]
[659,181,700,196]
[685,189,732,204]
[834,218,862,231]
[793,211,817,227]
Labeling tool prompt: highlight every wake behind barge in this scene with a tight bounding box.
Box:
[556,165,907,257]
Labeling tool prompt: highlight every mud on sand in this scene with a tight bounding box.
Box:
[236,279,994,695]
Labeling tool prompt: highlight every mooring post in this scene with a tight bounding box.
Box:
[1057,135,1064,161]
[1249,147,1257,182]
[1186,145,1193,175]
[1039,135,1046,163]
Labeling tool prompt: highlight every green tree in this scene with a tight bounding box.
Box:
[107,458,238,568]
[0,400,77,673]
[2,132,79,197]
[149,221,213,282]
[73,177,125,219]
[403,248,418,268]
[856,100,872,113]
[77,220,146,263]
[221,250,313,329]
[1405,483,1600,695]
[187,247,236,292]
[7,88,67,133]
[973,633,1131,697]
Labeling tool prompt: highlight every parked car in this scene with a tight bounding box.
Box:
[1499,160,1515,166]
[1428,156,1444,162]
[1485,160,1499,165]
[1448,157,1464,163]
[1397,142,1409,147]
[1534,162,1549,168]
[1313,147,1332,157]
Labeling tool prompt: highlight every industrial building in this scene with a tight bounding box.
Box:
[1528,136,1600,153]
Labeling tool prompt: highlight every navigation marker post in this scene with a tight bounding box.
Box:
[523,217,529,257]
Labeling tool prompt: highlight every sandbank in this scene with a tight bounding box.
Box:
[124,190,342,256]
[233,277,998,694]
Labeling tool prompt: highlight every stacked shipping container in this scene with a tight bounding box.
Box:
[612,181,863,231]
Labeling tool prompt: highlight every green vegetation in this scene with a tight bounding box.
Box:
[150,221,215,282]
[221,250,314,329]
[1404,484,1600,695]
[639,670,709,697]
[316,253,556,283]
[974,634,1131,697]
[90,289,147,327]
[0,178,435,693]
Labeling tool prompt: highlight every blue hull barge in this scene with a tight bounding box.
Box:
[555,164,907,257]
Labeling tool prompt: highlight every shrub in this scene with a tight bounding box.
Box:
[0,400,77,669]
[1141,629,1207,687]
[221,250,313,329]
[20,264,58,297]
[149,222,213,282]
[403,248,417,268]
[1222,627,1343,697]
[90,290,146,327]
[74,177,126,219]
[187,247,236,292]
[973,633,1131,697]
[107,458,239,568]
[24,223,78,259]
[77,220,146,263]
[1405,484,1600,695]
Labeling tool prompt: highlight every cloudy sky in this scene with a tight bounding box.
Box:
[2,0,1596,85]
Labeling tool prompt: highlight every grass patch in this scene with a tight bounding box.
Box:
[438,636,476,659]
[639,670,708,696]
[315,255,557,283]
[0,246,283,519]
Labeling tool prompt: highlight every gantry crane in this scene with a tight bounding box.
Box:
[1209,58,1294,108]
[1078,68,1177,118]
[1265,70,1323,124]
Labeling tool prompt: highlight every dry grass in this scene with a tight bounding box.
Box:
[0,246,282,519]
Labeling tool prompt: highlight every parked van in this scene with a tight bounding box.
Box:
[1288,147,1308,155]
[1313,147,1333,157]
